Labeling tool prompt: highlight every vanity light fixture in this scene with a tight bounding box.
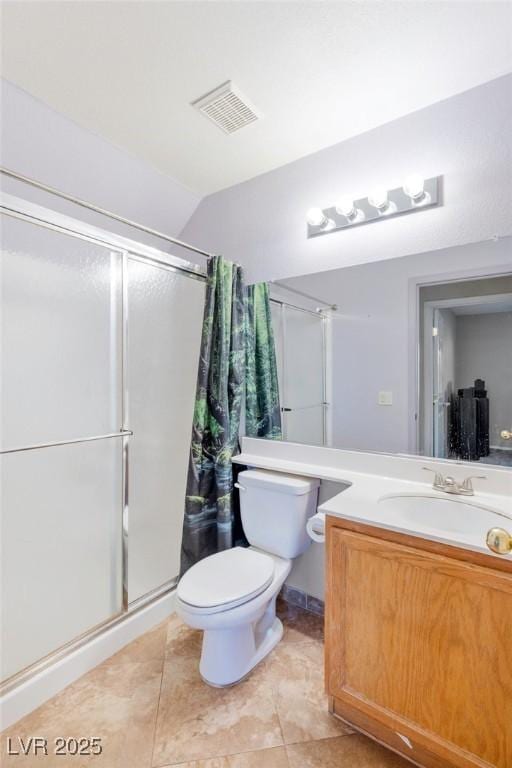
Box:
[368,186,389,211]
[403,174,425,201]
[335,195,365,224]
[335,196,356,218]
[368,185,397,216]
[306,207,328,228]
[306,207,336,231]
[307,175,442,239]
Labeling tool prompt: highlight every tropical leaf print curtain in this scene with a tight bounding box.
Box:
[245,283,282,439]
[180,255,245,574]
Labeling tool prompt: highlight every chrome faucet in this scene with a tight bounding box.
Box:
[422,467,486,496]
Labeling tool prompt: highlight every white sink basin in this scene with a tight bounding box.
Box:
[378,494,509,537]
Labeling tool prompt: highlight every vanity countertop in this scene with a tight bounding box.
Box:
[233,447,512,560]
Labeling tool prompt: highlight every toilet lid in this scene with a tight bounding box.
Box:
[177,547,275,611]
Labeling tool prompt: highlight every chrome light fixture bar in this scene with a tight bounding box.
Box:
[307,175,442,238]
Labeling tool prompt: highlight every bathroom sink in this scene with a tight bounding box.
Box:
[378,494,508,537]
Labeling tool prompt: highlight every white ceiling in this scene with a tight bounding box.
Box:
[2,1,511,195]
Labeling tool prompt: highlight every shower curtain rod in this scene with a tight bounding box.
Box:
[271,280,337,311]
[0,166,214,259]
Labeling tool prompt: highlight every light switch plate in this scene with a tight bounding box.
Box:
[378,391,393,406]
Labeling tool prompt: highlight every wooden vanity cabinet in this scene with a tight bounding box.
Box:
[325,516,512,768]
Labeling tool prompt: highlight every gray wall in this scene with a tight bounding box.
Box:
[1,80,201,256]
[182,75,512,283]
[283,238,512,455]
[456,312,512,448]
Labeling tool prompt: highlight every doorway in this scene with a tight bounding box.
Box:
[420,278,512,466]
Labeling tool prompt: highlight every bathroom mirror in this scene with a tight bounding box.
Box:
[262,237,512,468]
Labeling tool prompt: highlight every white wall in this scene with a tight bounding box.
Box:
[282,238,512,455]
[1,79,201,256]
[456,311,512,449]
[181,75,512,282]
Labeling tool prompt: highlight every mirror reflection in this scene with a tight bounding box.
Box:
[261,238,512,467]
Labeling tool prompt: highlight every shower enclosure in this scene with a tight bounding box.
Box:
[0,195,205,686]
[270,300,327,446]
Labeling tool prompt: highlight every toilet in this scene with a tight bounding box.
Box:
[176,469,319,686]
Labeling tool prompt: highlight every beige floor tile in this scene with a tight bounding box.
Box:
[276,601,324,645]
[165,745,290,767]
[152,655,283,766]
[1,660,163,767]
[265,642,352,744]
[165,613,203,659]
[286,734,411,767]
[104,619,168,667]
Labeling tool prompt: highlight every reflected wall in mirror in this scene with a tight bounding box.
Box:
[261,236,512,468]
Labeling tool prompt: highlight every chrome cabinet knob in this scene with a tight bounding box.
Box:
[486,528,512,555]
[500,429,512,440]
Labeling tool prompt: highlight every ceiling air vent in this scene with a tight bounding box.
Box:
[191,81,261,134]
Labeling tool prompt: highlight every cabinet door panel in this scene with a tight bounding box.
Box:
[327,528,512,768]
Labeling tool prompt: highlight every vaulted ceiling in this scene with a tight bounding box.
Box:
[2,1,511,195]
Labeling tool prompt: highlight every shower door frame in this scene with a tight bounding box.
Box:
[0,192,206,693]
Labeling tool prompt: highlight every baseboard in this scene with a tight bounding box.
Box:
[279,584,324,616]
[0,589,176,730]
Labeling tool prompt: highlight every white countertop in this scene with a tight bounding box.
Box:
[233,448,512,561]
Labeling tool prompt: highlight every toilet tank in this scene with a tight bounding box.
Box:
[237,469,320,559]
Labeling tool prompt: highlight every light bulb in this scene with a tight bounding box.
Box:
[403,174,425,201]
[335,196,356,219]
[306,207,327,227]
[368,186,388,210]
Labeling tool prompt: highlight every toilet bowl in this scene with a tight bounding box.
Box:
[176,469,319,687]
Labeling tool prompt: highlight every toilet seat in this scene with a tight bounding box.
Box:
[177,547,275,614]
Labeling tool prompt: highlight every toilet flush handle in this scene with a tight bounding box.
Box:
[234,482,246,492]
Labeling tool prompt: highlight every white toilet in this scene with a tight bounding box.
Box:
[176,469,319,686]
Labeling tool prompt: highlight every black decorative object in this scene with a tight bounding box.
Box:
[449,379,490,461]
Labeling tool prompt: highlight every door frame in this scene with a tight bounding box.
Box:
[407,262,512,456]
[422,293,512,456]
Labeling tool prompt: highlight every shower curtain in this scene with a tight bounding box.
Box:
[180,255,245,574]
[180,262,281,573]
[245,283,282,439]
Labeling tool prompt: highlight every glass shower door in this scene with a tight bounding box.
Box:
[0,215,124,681]
[126,258,205,603]
[278,305,326,446]
[1,205,208,683]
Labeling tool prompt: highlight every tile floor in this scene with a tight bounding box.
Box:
[1,600,410,767]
